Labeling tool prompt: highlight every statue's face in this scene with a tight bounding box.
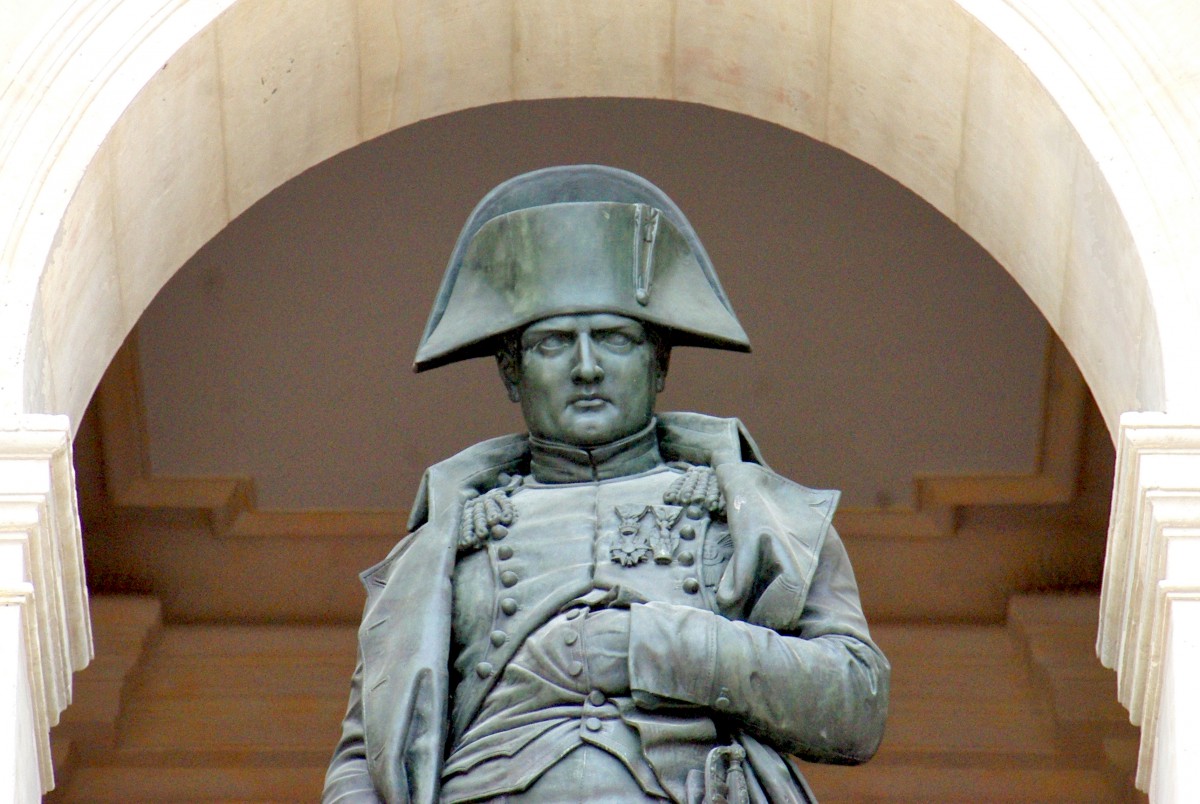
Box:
[506,313,663,447]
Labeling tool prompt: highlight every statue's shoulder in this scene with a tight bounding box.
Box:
[425,432,530,483]
[740,462,840,510]
[658,412,839,519]
[657,411,760,466]
[406,432,530,532]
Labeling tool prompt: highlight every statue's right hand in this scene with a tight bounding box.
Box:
[588,583,650,609]
[580,607,632,694]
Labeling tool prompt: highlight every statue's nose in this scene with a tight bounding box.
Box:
[570,335,604,383]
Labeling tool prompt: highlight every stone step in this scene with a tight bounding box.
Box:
[1007,594,1132,727]
[1005,593,1146,802]
[135,655,354,698]
[801,762,1124,803]
[50,602,1146,802]
[50,596,162,766]
[145,623,358,658]
[868,624,1057,760]
[51,765,328,803]
[119,695,348,754]
[113,625,357,762]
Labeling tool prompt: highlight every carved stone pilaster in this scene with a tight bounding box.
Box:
[0,415,91,797]
[1098,412,1200,797]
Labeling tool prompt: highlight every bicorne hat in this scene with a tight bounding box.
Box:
[414,165,750,371]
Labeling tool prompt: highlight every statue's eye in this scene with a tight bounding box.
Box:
[599,331,634,348]
[533,333,570,353]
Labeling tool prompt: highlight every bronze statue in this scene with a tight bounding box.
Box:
[325,166,889,803]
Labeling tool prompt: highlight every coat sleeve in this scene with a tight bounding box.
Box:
[323,645,386,803]
[627,526,889,765]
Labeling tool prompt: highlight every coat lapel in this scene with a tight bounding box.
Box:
[358,433,529,802]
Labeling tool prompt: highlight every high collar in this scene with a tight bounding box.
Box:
[528,419,663,483]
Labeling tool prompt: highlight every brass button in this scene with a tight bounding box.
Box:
[490,524,508,540]
[568,661,584,676]
[565,608,583,620]
[490,630,507,647]
[686,504,704,519]
[588,690,606,706]
[715,695,732,710]
[682,578,701,595]
[475,662,494,678]
[585,717,602,732]
[679,524,696,541]
[500,597,518,615]
[497,544,513,560]
[678,551,695,566]
[563,630,578,645]
[500,570,519,587]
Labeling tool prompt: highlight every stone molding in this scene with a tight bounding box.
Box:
[0,0,223,415]
[1097,413,1200,792]
[2,0,1196,430]
[95,328,1087,543]
[0,414,91,794]
[837,334,1087,538]
[96,333,405,541]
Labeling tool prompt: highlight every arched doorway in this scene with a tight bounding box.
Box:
[4,0,1199,797]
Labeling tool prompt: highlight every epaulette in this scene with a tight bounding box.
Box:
[457,473,524,552]
[663,463,725,518]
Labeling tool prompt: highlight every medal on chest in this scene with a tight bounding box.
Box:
[610,504,683,566]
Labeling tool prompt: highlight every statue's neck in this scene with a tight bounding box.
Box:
[528,419,663,483]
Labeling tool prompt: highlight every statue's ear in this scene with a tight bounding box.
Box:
[496,351,521,403]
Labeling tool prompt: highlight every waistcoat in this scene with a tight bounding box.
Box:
[445,457,733,801]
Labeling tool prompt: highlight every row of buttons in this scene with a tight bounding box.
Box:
[478,512,706,683]
[584,689,607,731]
[479,534,518,679]
[563,608,584,677]
[679,509,705,591]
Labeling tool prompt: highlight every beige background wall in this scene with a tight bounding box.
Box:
[136,99,1049,511]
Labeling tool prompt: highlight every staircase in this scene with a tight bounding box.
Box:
[47,594,1144,802]
[47,614,355,803]
[48,596,163,785]
[800,596,1144,802]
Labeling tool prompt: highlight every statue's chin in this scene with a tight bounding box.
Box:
[553,409,653,448]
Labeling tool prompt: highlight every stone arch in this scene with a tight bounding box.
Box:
[7,1,1200,796]
[3,0,1198,439]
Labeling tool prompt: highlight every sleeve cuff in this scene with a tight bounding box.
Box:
[628,601,720,707]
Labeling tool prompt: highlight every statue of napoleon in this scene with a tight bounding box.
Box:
[325,166,889,803]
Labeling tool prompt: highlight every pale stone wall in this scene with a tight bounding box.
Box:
[2,0,1200,798]
[5,0,1200,431]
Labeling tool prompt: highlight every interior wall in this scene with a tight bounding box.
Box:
[135,99,1049,512]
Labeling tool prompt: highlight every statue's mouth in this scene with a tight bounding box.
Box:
[569,395,608,410]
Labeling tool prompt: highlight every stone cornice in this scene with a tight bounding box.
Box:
[95,325,1088,543]
[1097,412,1200,791]
[0,414,90,793]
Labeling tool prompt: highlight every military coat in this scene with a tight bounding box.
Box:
[323,413,889,803]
